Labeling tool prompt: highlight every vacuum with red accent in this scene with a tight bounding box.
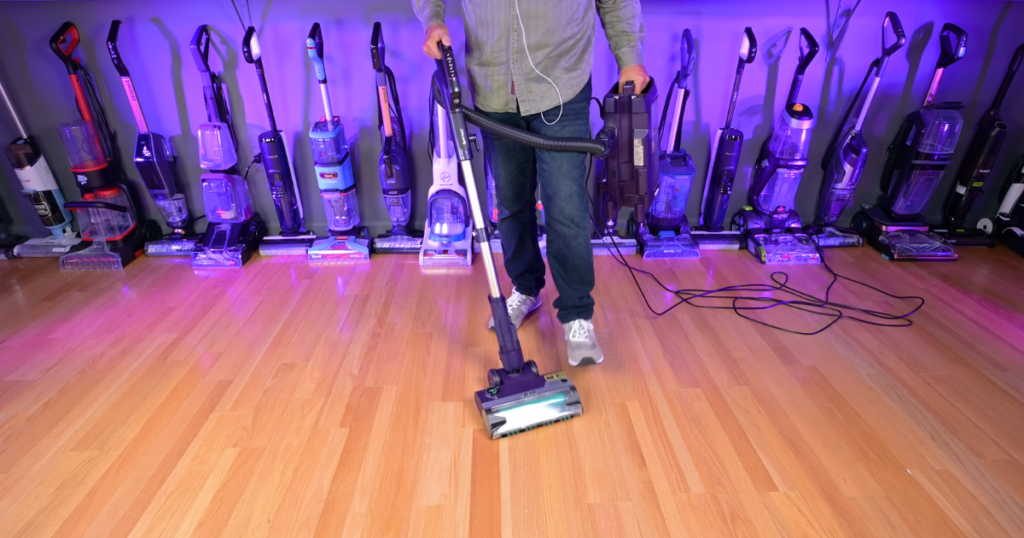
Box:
[50,21,157,270]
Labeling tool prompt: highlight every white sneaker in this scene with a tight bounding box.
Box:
[564,319,604,366]
[487,288,541,331]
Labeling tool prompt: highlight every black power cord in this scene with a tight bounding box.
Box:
[581,152,925,335]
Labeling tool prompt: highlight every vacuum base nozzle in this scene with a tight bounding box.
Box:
[692,230,743,250]
[591,235,637,256]
[747,232,821,265]
[373,233,423,254]
[60,242,125,271]
[307,232,371,263]
[639,231,701,260]
[810,226,864,248]
[13,236,81,258]
[259,235,316,257]
[475,368,583,439]
[145,238,199,257]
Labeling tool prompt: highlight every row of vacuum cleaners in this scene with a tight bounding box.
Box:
[1,14,1023,272]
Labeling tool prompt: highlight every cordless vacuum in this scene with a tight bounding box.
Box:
[189,25,265,268]
[992,154,1024,256]
[1,73,78,257]
[933,43,1023,246]
[852,23,968,261]
[419,67,474,268]
[370,22,422,255]
[734,28,820,265]
[809,11,905,248]
[638,28,700,260]
[305,23,370,262]
[435,44,583,438]
[51,22,153,271]
[107,20,197,257]
[242,26,315,256]
[693,27,757,250]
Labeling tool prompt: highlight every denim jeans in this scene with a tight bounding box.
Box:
[477,79,595,324]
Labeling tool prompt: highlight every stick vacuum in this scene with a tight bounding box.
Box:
[693,27,757,250]
[809,11,905,248]
[852,23,968,261]
[241,26,315,256]
[1,73,79,257]
[107,20,198,257]
[434,44,583,438]
[50,21,154,271]
[992,154,1024,256]
[189,24,265,268]
[934,43,1023,246]
[370,22,422,255]
[734,28,821,265]
[305,22,370,262]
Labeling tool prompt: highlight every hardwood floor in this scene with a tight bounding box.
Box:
[1,245,1023,537]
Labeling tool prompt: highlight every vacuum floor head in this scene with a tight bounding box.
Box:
[640,231,701,260]
[591,235,637,256]
[475,367,583,439]
[692,230,743,250]
[145,237,198,257]
[875,230,958,260]
[747,232,821,265]
[811,226,864,248]
[259,235,316,257]
[373,233,422,254]
[60,241,124,271]
[13,235,81,257]
[307,233,371,263]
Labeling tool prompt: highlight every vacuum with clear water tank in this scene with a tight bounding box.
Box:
[809,11,906,249]
[189,24,265,269]
[370,22,423,255]
[50,22,157,271]
[107,20,198,257]
[734,28,820,265]
[693,27,757,250]
[241,25,316,256]
[0,73,78,258]
[305,22,370,262]
[933,43,1023,247]
[851,23,968,261]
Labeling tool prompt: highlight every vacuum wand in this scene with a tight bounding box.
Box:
[0,77,28,138]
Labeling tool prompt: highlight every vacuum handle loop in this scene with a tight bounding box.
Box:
[50,22,80,75]
[307,23,327,83]
[106,20,130,77]
[881,11,906,60]
[936,22,968,69]
[679,29,694,86]
[190,25,213,74]
[787,27,819,105]
[371,22,386,72]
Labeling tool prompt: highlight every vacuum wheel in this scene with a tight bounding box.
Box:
[977,218,994,235]
[850,211,871,236]
[526,360,539,376]
[487,369,503,387]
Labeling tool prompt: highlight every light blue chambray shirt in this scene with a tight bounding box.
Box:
[412,0,646,115]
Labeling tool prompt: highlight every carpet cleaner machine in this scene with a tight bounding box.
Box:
[693,27,757,250]
[189,24,265,268]
[733,28,821,265]
[851,23,968,261]
[638,28,701,260]
[809,11,905,248]
[934,43,1023,246]
[370,22,422,254]
[305,23,370,262]
[419,63,474,268]
[107,20,198,257]
[50,22,157,271]
[0,73,79,257]
[242,25,316,256]
[992,154,1024,255]
[434,44,583,438]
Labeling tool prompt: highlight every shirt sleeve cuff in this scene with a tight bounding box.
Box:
[613,46,644,70]
[420,7,446,30]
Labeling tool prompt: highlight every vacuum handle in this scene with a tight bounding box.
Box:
[786,27,819,105]
[991,43,1024,112]
[65,200,129,213]
[307,23,326,83]
[371,22,386,72]
[191,25,213,74]
[678,29,694,88]
[936,23,968,69]
[881,11,907,61]
[106,20,130,77]
[242,26,260,64]
[50,22,81,75]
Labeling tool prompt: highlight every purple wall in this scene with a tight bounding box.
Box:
[1,0,1022,237]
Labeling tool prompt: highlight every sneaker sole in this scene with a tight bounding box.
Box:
[487,300,542,331]
[571,355,604,367]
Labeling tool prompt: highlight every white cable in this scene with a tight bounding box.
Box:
[515,0,563,125]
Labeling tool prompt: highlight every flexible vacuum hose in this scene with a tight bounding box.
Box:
[462,108,607,156]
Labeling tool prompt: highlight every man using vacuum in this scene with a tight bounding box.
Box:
[413,0,648,367]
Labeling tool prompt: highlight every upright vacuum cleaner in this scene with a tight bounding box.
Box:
[435,44,583,438]
[993,154,1024,255]
[305,23,370,262]
[933,43,1023,246]
[1,73,79,257]
[693,27,757,250]
[189,24,265,268]
[810,11,905,248]
[370,22,422,255]
[419,63,474,268]
[50,22,154,271]
[734,28,821,265]
[852,23,968,261]
[107,20,198,257]
[242,25,315,256]
[638,28,700,260]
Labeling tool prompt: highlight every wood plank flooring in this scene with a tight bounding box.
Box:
[1,245,1023,537]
